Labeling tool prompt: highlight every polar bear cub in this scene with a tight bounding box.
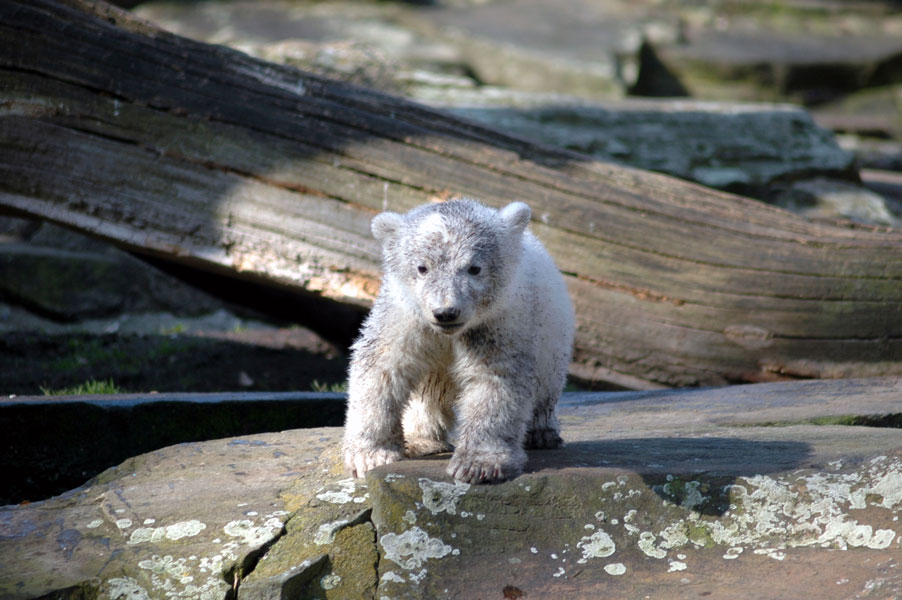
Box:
[342,198,574,483]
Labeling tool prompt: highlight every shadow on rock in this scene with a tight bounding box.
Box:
[527,436,812,516]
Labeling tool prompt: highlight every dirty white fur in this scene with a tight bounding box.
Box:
[342,198,574,484]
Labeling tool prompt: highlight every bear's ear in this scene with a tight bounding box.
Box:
[499,202,531,236]
[371,212,404,245]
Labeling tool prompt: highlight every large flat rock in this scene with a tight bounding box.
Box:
[659,29,902,104]
[0,222,225,321]
[133,0,902,107]
[2,378,901,599]
[424,94,855,196]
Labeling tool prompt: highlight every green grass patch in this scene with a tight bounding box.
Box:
[41,378,123,396]
[311,379,348,393]
[160,322,186,335]
[741,414,902,429]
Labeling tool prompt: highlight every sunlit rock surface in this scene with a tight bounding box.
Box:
[2,378,901,599]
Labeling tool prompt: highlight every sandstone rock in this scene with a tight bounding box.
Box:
[257,39,403,94]
[815,86,902,173]
[814,85,902,142]
[862,169,902,217]
[0,426,350,600]
[422,92,856,196]
[839,135,902,173]
[133,0,669,101]
[0,223,226,321]
[771,177,900,226]
[132,0,902,109]
[656,26,902,105]
[133,0,463,80]
[370,378,902,598]
[3,378,901,599]
[368,456,902,598]
[0,243,131,320]
[404,0,688,100]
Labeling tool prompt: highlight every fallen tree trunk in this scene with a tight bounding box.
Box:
[1,0,901,389]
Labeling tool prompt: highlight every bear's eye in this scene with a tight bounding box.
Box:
[467,265,481,276]
[417,265,428,275]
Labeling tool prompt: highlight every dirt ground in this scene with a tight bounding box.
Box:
[0,327,350,397]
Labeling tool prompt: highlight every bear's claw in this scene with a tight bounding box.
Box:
[446,448,523,484]
[345,447,404,478]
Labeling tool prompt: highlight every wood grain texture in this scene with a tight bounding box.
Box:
[1,0,900,388]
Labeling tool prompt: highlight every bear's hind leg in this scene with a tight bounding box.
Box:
[525,338,568,449]
[524,399,564,449]
[403,373,456,458]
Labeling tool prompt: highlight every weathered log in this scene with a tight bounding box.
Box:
[1,0,901,389]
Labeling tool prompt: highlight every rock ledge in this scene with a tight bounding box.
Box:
[1,377,900,599]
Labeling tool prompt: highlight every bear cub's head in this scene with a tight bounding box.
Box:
[372,198,532,335]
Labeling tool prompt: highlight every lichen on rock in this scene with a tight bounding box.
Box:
[380,526,456,570]
[417,478,470,516]
[576,529,616,563]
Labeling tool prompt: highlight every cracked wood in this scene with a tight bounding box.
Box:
[1,0,901,388]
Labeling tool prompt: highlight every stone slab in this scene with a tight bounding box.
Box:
[1,377,900,599]
[863,169,902,217]
[424,94,856,196]
[658,28,902,105]
[0,225,225,321]
[0,427,348,600]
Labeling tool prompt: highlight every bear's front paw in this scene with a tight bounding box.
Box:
[446,447,525,484]
[344,446,404,479]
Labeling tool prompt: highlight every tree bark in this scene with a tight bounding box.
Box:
[2,0,901,389]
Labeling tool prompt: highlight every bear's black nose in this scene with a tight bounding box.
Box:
[433,308,460,323]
